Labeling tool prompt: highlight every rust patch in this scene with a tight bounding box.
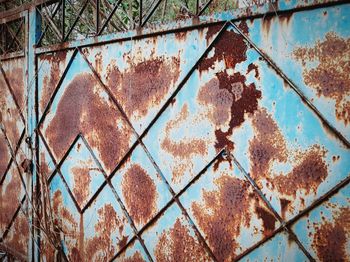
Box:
[293,32,350,125]
[72,166,92,208]
[237,20,249,35]
[4,67,25,111]
[44,72,133,172]
[192,175,275,260]
[274,145,328,197]
[247,63,259,78]
[85,203,128,260]
[106,56,180,120]
[199,29,248,73]
[249,108,287,181]
[205,24,223,44]
[154,218,211,262]
[255,206,276,236]
[261,16,273,36]
[121,164,157,225]
[40,51,68,113]
[123,251,146,262]
[280,198,291,219]
[198,71,261,152]
[312,207,350,262]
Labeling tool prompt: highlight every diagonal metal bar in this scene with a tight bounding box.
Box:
[230,20,350,149]
[5,19,24,53]
[141,0,163,27]
[198,0,213,16]
[37,5,63,41]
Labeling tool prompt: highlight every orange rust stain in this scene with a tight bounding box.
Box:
[44,73,133,172]
[280,198,291,219]
[72,166,92,208]
[123,251,146,262]
[247,63,260,78]
[237,20,249,35]
[192,175,276,261]
[121,164,157,225]
[40,51,68,113]
[261,16,273,36]
[274,145,328,197]
[293,32,350,125]
[106,56,180,120]
[155,218,211,262]
[0,168,22,229]
[249,108,287,181]
[85,203,128,260]
[312,207,350,262]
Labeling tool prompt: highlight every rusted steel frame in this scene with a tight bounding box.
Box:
[0,63,25,122]
[140,0,163,27]
[5,19,24,53]
[97,0,123,35]
[36,1,62,46]
[230,20,350,148]
[63,0,90,42]
[197,0,213,16]
[0,195,26,243]
[228,152,316,261]
[37,4,63,42]
[0,0,59,20]
[78,45,220,260]
[79,134,154,262]
[36,48,78,129]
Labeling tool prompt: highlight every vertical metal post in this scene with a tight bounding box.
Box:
[27,6,41,262]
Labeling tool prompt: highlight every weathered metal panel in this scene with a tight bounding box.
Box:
[241,3,350,141]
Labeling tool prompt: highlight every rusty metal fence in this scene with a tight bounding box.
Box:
[1,0,350,261]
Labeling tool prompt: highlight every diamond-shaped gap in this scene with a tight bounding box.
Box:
[0,130,12,182]
[60,136,106,211]
[82,23,222,135]
[141,201,212,261]
[1,57,26,113]
[40,50,137,175]
[0,67,25,151]
[37,49,75,118]
[179,153,280,261]
[111,143,172,230]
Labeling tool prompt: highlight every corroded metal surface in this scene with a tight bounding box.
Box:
[1,0,350,261]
